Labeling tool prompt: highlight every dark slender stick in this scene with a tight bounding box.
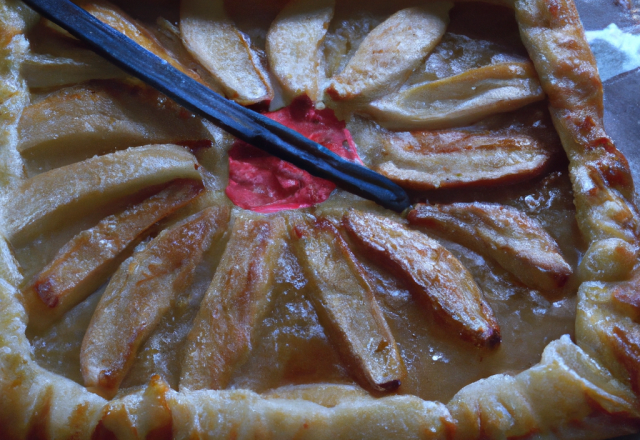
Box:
[21,0,411,213]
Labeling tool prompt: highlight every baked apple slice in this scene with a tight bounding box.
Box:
[81,206,230,399]
[23,181,204,330]
[2,144,201,247]
[408,203,573,292]
[83,0,203,82]
[374,129,551,190]
[326,4,450,104]
[343,210,500,348]
[365,62,545,130]
[291,217,406,392]
[22,19,126,88]
[18,83,211,171]
[180,214,286,390]
[180,0,273,105]
[21,53,125,89]
[266,0,334,103]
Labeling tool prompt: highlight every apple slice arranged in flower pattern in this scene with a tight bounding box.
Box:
[180,0,274,105]
[18,83,212,172]
[24,180,204,330]
[3,144,201,247]
[408,203,573,292]
[180,214,287,391]
[81,206,230,399]
[373,128,552,190]
[291,217,406,392]
[344,210,501,348]
[326,4,451,104]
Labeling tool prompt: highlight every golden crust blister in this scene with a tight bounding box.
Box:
[2,0,640,438]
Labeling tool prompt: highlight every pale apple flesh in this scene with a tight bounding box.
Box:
[81,206,230,399]
[291,217,406,392]
[365,62,545,130]
[18,83,212,173]
[327,4,451,104]
[22,18,127,89]
[23,180,204,331]
[266,0,335,103]
[180,214,287,391]
[180,0,274,105]
[82,0,203,82]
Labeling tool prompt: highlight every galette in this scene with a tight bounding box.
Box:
[1,0,640,438]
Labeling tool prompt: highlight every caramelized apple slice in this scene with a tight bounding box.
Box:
[83,0,202,82]
[326,4,450,103]
[2,144,201,247]
[365,62,545,130]
[23,181,204,330]
[18,83,211,171]
[291,218,405,392]
[408,203,573,291]
[266,0,334,103]
[180,215,287,390]
[180,0,274,105]
[81,206,230,399]
[375,130,551,190]
[343,210,500,348]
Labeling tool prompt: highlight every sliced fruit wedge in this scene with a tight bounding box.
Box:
[266,0,334,103]
[23,18,126,89]
[180,0,274,105]
[326,4,450,104]
[365,62,545,130]
[2,144,201,247]
[83,0,203,82]
[81,206,230,399]
[291,217,405,392]
[23,181,204,330]
[375,129,551,190]
[21,53,125,89]
[408,203,573,292]
[18,83,211,171]
[180,214,287,390]
[343,210,500,348]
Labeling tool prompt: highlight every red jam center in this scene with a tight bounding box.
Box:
[226,96,362,213]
